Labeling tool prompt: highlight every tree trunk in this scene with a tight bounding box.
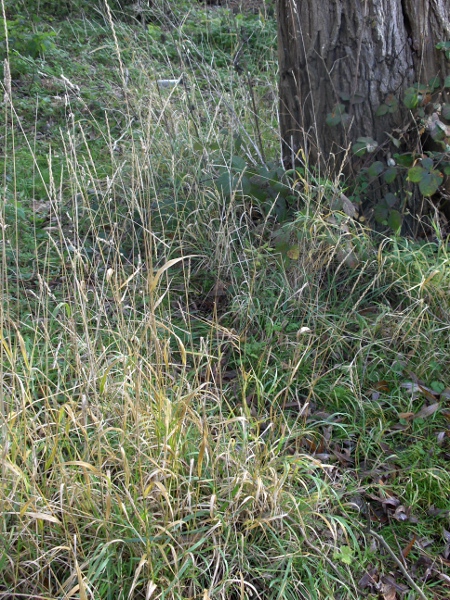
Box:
[277,0,450,181]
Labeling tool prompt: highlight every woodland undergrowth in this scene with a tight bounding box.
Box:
[0,1,449,598]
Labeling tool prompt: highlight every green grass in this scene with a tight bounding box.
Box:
[1,1,449,598]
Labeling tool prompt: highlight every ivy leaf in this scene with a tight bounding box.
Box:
[388,209,402,233]
[394,153,414,167]
[429,75,441,90]
[374,202,389,224]
[419,170,443,196]
[404,88,419,109]
[407,166,425,183]
[376,103,388,117]
[442,103,450,120]
[352,137,378,156]
[368,161,384,177]
[326,104,347,127]
[350,92,366,104]
[385,193,398,208]
[437,41,450,60]
[385,94,398,112]
[444,75,450,89]
[383,167,397,184]
[376,94,398,117]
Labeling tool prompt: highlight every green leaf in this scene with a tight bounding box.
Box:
[430,380,446,394]
[216,171,238,196]
[333,546,354,566]
[385,94,399,112]
[388,209,402,233]
[404,88,419,109]
[148,24,161,36]
[352,137,378,156]
[442,103,450,120]
[383,167,397,184]
[386,132,401,148]
[368,161,384,177]
[350,93,365,104]
[231,155,247,171]
[377,94,398,116]
[385,193,398,208]
[376,104,388,117]
[429,75,441,89]
[374,202,389,224]
[326,104,347,127]
[436,41,450,52]
[248,184,268,203]
[352,142,366,156]
[419,170,443,196]
[442,163,450,176]
[444,76,450,89]
[421,157,434,170]
[241,175,252,195]
[407,166,425,183]
[394,153,414,167]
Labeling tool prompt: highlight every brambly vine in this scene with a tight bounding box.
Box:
[326,41,450,233]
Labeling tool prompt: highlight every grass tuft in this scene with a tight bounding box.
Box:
[1,1,449,598]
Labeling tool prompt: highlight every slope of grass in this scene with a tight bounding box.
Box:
[1,1,449,598]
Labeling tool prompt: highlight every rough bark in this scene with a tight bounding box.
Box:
[277,0,450,175]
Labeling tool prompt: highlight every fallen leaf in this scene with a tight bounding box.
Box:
[398,412,415,420]
[359,567,379,590]
[436,431,447,445]
[382,496,401,509]
[393,505,409,521]
[380,580,396,600]
[332,445,354,465]
[381,574,408,594]
[402,535,416,559]
[414,402,440,419]
[373,380,391,392]
[428,505,450,517]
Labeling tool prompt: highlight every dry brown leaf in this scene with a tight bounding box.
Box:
[381,575,408,594]
[380,581,396,600]
[393,505,409,521]
[398,412,415,420]
[373,380,391,392]
[332,446,354,465]
[436,431,447,445]
[402,535,416,559]
[391,423,410,431]
[414,402,440,419]
[381,496,401,509]
[358,567,379,590]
